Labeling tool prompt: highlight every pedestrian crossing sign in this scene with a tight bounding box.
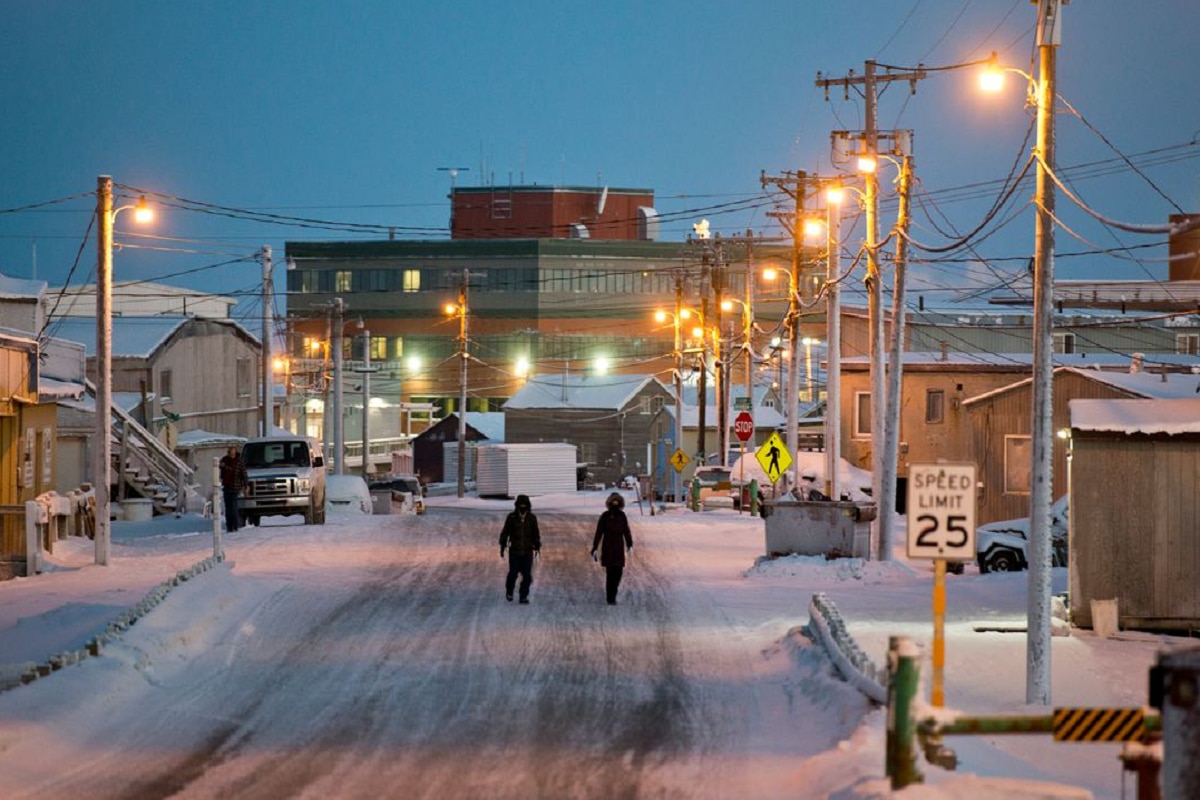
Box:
[755,433,792,484]
[669,448,690,472]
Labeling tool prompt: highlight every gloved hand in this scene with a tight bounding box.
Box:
[591,550,598,562]
[627,544,633,554]
[534,547,540,560]
[500,544,506,559]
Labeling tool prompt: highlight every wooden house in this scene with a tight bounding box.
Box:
[838,352,1035,512]
[51,316,262,440]
[0,331,47,579]
[412,412,501,485]
[965,365,1200,525]
[503,374,673,488]
[1068,398,1200,632]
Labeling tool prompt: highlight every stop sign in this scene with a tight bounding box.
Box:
[733,411,754,442]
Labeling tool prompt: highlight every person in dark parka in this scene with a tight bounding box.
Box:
[591,492,634,605]
[499,494,541,604]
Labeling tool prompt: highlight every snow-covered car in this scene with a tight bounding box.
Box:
[976,495,1069,574]
[325,475,373,515]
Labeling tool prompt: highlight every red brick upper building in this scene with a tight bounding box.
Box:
[450,185,658,241]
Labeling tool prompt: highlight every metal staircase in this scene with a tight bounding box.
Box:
[85,381,198,516]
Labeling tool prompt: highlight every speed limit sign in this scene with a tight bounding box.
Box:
[906,463,976,560]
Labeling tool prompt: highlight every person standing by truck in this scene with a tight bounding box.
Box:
[499,494,541,604]
[219,445,248,532]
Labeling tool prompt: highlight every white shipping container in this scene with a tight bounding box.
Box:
[476,443,577,498]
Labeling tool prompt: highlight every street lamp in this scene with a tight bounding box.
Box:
[355,320,378,479]
[824,184,845,501]
[444,269,469,498]
[94,177,152,566]
[655,305,697,502]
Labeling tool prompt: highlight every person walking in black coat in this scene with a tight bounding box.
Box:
[591,492,633,605]
[499,494,541,604]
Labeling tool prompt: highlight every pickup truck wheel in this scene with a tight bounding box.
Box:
[986,549,1022,573]
[304,501,315,525]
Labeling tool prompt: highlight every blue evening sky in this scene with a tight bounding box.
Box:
[1,1,1197,318]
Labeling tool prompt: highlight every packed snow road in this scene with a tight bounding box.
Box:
[0,505,870,799]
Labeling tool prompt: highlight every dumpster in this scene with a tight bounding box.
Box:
[371,491,392,515]
[762,498,876,559]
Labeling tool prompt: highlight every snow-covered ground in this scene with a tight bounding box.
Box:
[0,486,1180,799]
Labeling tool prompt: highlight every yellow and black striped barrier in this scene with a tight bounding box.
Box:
[918,707,1159,741]
[1052,707,1147,742]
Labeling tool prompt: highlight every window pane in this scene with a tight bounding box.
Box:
[854,392,871,437]
[1004,435,1032,493]
[926,389,945,424]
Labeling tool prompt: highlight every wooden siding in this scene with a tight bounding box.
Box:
[839,364,1027,491]
[1070,432,1200,631]
[504,382,674,487]
[968,371,1139,525]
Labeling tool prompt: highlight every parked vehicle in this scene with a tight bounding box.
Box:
[326,475,372,515]
[239,436,327,526]
[976,495,1069,574]
[368,475,426,514]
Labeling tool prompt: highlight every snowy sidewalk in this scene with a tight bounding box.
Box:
[0,516,221,688]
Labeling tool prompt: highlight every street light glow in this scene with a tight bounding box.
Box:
[856,155,877,174]
[825,186,845,205]
[979,52,1005,93]
[133,196,153,224]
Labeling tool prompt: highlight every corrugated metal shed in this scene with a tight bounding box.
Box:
[476,443,577,498]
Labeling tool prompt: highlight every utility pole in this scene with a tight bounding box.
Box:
[825,187,843,502]
[884,155,914,537]
[332,297,345,475]
[1028,0,1066,707]
[357,324,377,479]
[94,176,113,566]
[673,274,685,502]
[712,238,728,466]
[696,243,710,466]
[260,245,273,436]
[455,269,469,498]
[761,170,811,492]
[816,60,927,560]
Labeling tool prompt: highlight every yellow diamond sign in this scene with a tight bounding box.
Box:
[755,432,792,484]
[669,448,690,473]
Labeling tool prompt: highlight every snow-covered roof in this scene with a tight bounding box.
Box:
[679,404,786,430]
[0,274,47,300]
[1071,398,1200,435]
[39,376,85,401]
[44,316,257,358]
[503,374,667,411]
[965,366,1200,406]
[463,411,504,442]
[176,429,247,448]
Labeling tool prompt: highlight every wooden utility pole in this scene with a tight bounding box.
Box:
[1027,0,1066,707]
[260,245,273,437]
[816,60,926,560]
[760,170,810,491]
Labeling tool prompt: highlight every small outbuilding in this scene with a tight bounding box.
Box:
[1068,397,1200,632]
[475,443,578,498]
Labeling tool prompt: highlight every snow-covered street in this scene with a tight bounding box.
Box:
[0,493,1178,798]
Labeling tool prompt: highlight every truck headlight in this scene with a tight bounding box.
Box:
[297,478,311,493]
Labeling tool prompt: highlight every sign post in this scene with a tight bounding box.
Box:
[907,463,976,707]
[733,411,754,514]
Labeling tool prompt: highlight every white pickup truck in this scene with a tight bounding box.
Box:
[238,436,327,526]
